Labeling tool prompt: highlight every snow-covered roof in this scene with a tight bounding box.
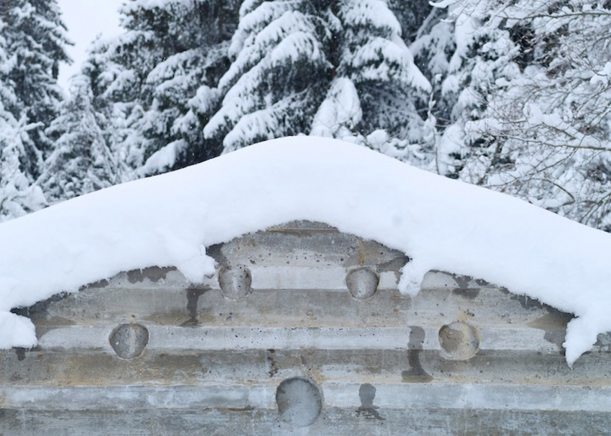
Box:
[1,136,610,365]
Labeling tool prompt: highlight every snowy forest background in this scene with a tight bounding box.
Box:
[2,0,611,232]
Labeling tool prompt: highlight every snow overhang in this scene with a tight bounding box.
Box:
[1,136,611,365]
[4,220,611,433]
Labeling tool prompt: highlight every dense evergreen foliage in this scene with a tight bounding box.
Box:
[431,0,611,230]
[67,0,241,179]
[2,0,611,231]
[39,72,124,202]
[0,0,70,220]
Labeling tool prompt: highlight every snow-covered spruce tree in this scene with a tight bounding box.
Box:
[420,0,522,180]
[1,0,70,169]
[89,0,239,176]
[0,106,46,222]
[388,0,432,42]
[39,73,124,203]
[0,28,45,220]
[409,3,458,175]
[205,0,433,160]
[204,0,334,152]
[312,0,432,164]
[0,0,69,219]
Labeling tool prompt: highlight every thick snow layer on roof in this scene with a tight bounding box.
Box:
[1,136,611,364]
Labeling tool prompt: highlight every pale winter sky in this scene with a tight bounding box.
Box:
[57,0,125,92]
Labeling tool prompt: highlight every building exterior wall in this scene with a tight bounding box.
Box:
[2,221,610,434]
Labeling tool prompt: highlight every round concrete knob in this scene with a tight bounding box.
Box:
[218,265,252,301]
[109,323,149,359]
[438,321,480,360]
[276,377,323,427]
[346,267,379,299]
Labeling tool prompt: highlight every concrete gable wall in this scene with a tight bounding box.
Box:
[2,221,611,435]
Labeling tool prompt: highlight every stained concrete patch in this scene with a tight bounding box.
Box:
[452,287,480,300]
[127,266,176,284]
[182,286,211,326]
[527,311,573,353]
[402,326,433,383]
[357,383,384,420]
[266,349,279,377]
[14,348,26,361]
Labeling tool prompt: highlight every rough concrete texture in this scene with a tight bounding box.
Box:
[4,221,611,435]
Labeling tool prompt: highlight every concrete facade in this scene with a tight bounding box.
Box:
[2,221,611,434]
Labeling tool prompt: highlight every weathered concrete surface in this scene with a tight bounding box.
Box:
[4,221,611,435]
[4,408,611,436]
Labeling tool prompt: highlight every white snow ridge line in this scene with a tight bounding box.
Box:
[1,136,610,365]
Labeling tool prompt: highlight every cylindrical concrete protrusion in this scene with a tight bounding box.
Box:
[346,267,379,299]
[109,323,149,359]
[218,265,252,301]
[438,321,480,360]
[276,377,323,427]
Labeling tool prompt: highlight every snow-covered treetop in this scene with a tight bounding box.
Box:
[1,136,610,366]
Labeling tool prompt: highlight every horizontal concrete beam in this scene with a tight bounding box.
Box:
[37,324,559,353]
[3,382,611,413]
